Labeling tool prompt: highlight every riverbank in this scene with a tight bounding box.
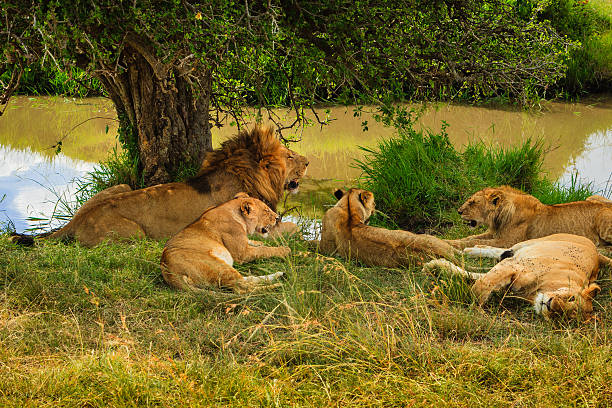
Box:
[1,233,611,406]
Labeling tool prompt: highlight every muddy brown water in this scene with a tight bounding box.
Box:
[1,95,611,231]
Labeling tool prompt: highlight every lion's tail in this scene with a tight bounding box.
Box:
[8,223,72,246]
[599,253,612,268]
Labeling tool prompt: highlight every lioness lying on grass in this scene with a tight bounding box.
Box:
[447,186,612,253]
[317,188,460,267]
[424,234,604,320]
[161,193,290,293]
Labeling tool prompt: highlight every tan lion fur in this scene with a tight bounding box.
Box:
[161,193,290,293]
[318,188,461,267]
[46,125,308,247]
[447,186,612,254]
[424,234,603,320]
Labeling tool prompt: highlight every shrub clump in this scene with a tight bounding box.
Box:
[356,121,593,232]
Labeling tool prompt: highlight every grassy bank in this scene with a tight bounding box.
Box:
[0,233,611,406]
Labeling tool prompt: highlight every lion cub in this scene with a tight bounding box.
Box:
[424,234,602,320]
[161,193,290,293]
[318,188,460,267]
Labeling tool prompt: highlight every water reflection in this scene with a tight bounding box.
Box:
[1,95,611,232]
[0,146,94,231]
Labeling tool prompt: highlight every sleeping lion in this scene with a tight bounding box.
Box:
[317,188,460,267]
[447,186,612,257]
[424,234,603,320]
[161,193,290,293]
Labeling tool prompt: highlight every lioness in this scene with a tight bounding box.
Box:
[161,193,290,293]
[424,234,603,319]
[317,188,460,267]
[447,186,612,252]
[44,126,308,247]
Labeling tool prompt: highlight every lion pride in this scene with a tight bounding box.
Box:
[447,186,612,255]
[318,188,460,267]
[424,234,603,320]
[44,126,308,247]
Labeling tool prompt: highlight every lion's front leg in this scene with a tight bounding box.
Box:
[268,221,300,238]
[248,239,264,247]
[447,236,517,250]
[471,265,518,305]
[224,233,291,263]
[239,245,291,263]
[422,259,486,281]
[446,232,495,249]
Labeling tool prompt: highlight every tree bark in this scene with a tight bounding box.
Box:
[97,44,212,186]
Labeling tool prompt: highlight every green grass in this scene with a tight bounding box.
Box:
[1,233,611,407]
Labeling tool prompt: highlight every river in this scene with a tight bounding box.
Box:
[1,95,611,232]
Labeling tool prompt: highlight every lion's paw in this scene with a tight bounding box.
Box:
[277,246,291,257]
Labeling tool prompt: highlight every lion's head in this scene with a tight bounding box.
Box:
[457,186,539,231]
[333,188,375,226]
[284,147,309,194]
[192,125,308,210]
[534,284,601,319]
[233,193,279,238]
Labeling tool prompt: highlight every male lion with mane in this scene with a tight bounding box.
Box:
[38,126,308,247]
[447,186,612,259]
[161,193,289,293]
[424,234,604,320]
[317,188,461,267]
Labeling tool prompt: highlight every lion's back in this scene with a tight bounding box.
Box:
[524,201,609,244]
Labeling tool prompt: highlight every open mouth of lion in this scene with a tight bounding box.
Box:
[286,179,300,193]
[465,219,478,228]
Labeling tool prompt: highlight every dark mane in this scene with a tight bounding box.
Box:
[186,125,286,210]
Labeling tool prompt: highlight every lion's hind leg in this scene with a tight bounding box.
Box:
[75,216,146,247]
[596,208,612,247]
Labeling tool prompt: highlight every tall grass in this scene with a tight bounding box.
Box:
[356,122,595,232]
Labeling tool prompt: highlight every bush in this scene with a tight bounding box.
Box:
[2,65,104,97]
[356,121,594,232]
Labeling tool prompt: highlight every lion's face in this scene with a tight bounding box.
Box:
[283,147,309,194]
[457,189,503,228]
[534,284,601,319]
[237,194,279,238]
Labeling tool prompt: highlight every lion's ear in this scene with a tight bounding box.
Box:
[241,201,253,216]
[489,192,502,206]
[234,192,249,199]
[359,191,373,206]
[583,284,601,300]
[334,189,345,200]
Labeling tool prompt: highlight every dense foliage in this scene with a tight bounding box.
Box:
[3,1,579,105]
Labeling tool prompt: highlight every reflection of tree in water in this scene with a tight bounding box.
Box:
[0,96,118,163]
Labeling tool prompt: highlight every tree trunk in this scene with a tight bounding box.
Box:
[97,44,212,186]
